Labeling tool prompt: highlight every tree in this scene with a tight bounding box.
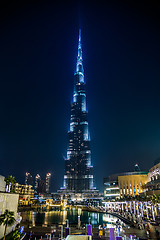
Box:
[152,194,160,204]
[0,209,16,240]
[4,176,16,192]
[12,230,20,240]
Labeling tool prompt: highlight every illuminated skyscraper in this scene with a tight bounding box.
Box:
[35,174,41,194]
[35,174,46,194]
[62,30,96,193]
[25,172,33,186]
[46,173,51,193]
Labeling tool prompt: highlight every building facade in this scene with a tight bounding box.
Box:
[14,183,34,205]
[46,173,51,193]
[61,30,96,193]
[118,171,148,198]
[35,174,41,194]
[143,159,160,196]
[25,172,33,186]
[148,159,160,182]
[104,174,120,200]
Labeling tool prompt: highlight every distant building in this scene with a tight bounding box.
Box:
[104,174,120,201]
[14,183,34,205]
[143,158,160,196]
[38,179,46,194]
[46,173,51,193]
[35,174,41,194]
[104,165,148,199]
[35,174,46,194]
[118,170,148,198]
[25,172,33,186]
[148,158,160,182]
[134,163,141,172]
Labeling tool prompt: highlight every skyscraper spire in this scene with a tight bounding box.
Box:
[76,29,84,75]
[61,30,96,193]
[78,29,82,57]
[79,28,81,43]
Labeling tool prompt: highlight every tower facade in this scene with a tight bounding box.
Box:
[46,172,51,193]
[25,172,33,186]
[62,30,96,193]
[35,174,41,194]
[35,174,46,194]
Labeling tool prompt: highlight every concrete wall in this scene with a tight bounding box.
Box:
[66,236,92,240]
[0,175,5,192]
[0,192,19,239]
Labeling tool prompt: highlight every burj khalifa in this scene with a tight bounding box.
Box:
[62,30,96,193]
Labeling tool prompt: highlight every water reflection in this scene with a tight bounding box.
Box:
[61,210,67,224]
[32,212,35,226]
[21,209,128,228]
[78,208,82,216]
[88,212,99,225]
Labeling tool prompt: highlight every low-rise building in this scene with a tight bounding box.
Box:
[14,183,34,205]
[148,158,160,182]
[104,165,148,199]
[143,158,160,196]
[104,174,120,201]
[118,171,148,198]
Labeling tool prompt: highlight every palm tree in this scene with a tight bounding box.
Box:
[0,209,16,240]
[4,176,16,192]
[12,230,20,240]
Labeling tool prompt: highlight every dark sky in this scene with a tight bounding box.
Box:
[0,1,160,191]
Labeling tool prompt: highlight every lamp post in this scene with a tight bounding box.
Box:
[133,201,136,215]
[130,202,132,213]
[78,215,81,229]
[136,202,139,215]
[61,225,64,239]
[126,201,128,212]
[152,205,155,221]
[140,202,143,217]
[65,219,70,238]
[145,202,149,219]
[109,228,115,240]
[87,217,92,236]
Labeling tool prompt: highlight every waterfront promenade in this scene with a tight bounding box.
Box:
[16,200,160,239]
[19,206,153,240]
[104,201,160,239]
[22,225,149,240]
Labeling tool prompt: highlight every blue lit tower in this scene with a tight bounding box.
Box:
[62,30,96,193]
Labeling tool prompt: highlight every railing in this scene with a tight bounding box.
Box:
[20,233,26,240]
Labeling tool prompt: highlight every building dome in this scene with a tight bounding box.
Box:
[134,164,141,172]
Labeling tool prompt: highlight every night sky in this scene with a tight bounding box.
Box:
[0,1,160,192]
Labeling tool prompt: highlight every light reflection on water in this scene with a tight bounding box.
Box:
[21,209,127,228]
